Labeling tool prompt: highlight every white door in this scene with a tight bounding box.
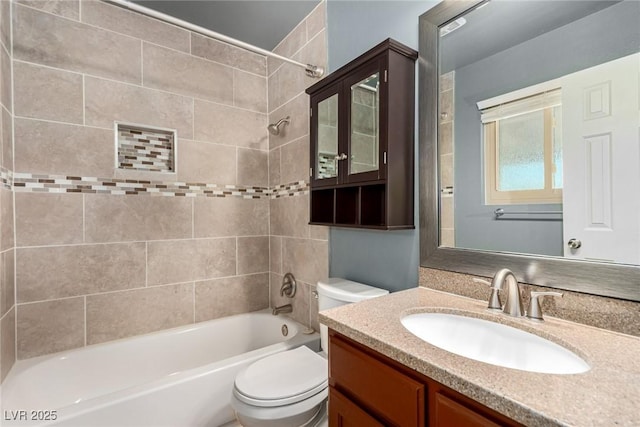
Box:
[561,53,640,264]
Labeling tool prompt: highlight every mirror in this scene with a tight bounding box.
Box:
[350,73,380,174]
[419,0,640,301]
[316,93,339,179]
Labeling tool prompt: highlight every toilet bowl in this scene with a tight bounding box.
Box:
[231,346,328,427]
[231,278,389,426]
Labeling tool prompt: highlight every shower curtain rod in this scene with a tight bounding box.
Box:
[105,0,325,78]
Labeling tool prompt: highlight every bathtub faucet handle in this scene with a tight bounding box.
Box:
[281,272,297,298]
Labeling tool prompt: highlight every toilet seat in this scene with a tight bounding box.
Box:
[234,346,328,408]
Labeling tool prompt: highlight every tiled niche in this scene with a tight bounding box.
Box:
[116,123,176,173]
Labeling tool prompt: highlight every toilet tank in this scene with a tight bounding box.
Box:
[317,278,389,352]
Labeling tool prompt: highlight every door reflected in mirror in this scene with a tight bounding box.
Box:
[438,0,640,265]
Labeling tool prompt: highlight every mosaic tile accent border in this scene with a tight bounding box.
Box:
[117,123,175,173]
[9,171,308,199]
[317,153,337,179]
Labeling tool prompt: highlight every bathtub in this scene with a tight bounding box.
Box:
[0,309,319,427]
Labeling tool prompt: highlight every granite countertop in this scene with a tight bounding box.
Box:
[319,287,640,426]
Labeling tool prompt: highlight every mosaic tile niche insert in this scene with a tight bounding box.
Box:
[116,123,176,173]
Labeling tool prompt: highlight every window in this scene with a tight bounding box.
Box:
[481,88,562,205]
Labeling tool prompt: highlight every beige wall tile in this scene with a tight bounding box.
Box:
[268,93,309,149]
[85,194,192,243]
[86,283,193,345]
[195,273,269,322]
[2,107,13,170]
[439,121,453,155]
[147,238,236,286]
[268,63,305,113]
[237,236,269,275]
[441,228,455,247]
[270,236,282,274]
[14,118,114,176]
[440,89,454,123]
[440,71,454,92]
[270,195,310,238]
[85,77,194,139]
[13,5,141,83]
[441,153,454,188]
[1,307,16,381]
[270,272,310,327]
[15,193,83,247]
[17,0,79,20]
[294,29,328,90]
[441,196,454,229]
[237,148,268,187]
[234,69,267,113]
[1,187,14,252]
[194,100,267,150]
[273,20,307,57]
[1,249,15,319]
[177,140,236,185]
[82,1,190,53]
[143,43,233,105]
[194,197,269,238]
[1,46,11,113]
[282,237,328,286]
[191,33,266,76]
[17,298,84,359]
[306,2,326,41]
[1,0,11,52]
[280,136,310,184]
[310,225,329,241]
[16,243,146,303]
[269,148,281,187]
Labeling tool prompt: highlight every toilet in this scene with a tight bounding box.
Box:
[231,278,389,427]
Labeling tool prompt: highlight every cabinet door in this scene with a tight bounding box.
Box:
[343,56,387,184]
[310,82,342,188]
[329,387,385,427]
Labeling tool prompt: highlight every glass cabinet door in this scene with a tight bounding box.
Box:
[315,93,340,181]
[349,72,380,176]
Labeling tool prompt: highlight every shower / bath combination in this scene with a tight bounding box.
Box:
[267,116,290,135]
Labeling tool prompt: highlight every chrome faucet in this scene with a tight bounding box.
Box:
[490,268,524,317]
[272,304,293,315]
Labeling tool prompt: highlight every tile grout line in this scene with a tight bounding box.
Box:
[10,0,18,364]
[83,295,87,346]
[82,193,85,242]
[145,241,148,287]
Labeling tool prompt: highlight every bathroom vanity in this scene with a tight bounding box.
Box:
[320,288,640,426]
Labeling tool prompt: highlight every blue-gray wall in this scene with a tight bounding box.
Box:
[453,1,639,256]
[327,1,438,292]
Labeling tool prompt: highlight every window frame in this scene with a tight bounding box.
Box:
[483,105,562,205]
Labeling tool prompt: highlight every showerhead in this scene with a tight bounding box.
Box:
[267,116,290,136]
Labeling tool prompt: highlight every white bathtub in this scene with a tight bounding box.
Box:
[0,310,319,427]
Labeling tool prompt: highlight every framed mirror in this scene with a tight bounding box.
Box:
[419,0,640,301]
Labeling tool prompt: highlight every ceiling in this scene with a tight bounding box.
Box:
[440,1,621,72]
[134,0,321,51]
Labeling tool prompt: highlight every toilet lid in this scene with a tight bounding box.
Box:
[234,346,328,407]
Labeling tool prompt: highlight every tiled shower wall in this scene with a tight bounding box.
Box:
[268,2,329,332]
[0,0,16,382]
[8,0,275,362]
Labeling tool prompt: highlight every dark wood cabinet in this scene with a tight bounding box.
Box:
[306,39,417,229]
[328,331,524,427]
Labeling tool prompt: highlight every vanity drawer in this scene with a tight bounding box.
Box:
[329,334,425,426]
[433,392,501,427]
[329,387,385,427]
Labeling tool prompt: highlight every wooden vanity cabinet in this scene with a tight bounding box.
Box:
[306,39,417,229]
[328,331,524,427]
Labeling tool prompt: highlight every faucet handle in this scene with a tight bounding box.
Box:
[526,291,563,321]
[473,278,502,310]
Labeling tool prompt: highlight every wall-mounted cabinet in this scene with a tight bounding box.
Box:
[306,39,417,229]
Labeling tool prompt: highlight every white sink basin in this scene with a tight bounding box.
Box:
[401,313,590,374]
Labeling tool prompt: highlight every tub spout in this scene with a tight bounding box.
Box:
[272,304,292,315]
